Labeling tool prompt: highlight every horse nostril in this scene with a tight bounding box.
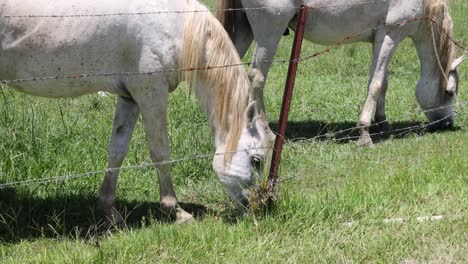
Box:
[446,90,455,96]
[240,197,249,208]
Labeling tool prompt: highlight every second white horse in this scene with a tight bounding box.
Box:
[217,0,465,145]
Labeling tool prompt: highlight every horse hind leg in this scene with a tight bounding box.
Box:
[358,28,400,146]
[98,96,139,226]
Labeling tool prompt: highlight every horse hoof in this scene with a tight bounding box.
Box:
[357,136,374,147]
[378,121,393,133]
[175,207,194,224]
[102,209,125,229]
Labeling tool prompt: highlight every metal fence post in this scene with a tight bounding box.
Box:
[268,5,309,194]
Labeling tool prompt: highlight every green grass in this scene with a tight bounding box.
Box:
[1,0,467,262]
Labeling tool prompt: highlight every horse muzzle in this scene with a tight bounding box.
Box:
[427,116,454,131]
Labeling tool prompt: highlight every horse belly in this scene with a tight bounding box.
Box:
[0,0,184,98]
[0,23,171,98]
[294,0,422,45]
[0,44,136,98]
[301,19,375,45]
[6,80,106,98]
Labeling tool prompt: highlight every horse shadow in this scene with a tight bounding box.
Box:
[269,119,459,143]
[0,187,209,243]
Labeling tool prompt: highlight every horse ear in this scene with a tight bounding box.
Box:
[245,101,258,127]
[451,55,466,71]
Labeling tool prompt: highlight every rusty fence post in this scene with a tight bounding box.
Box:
[268,5,309,194]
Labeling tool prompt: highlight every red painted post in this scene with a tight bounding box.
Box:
[268,5,309,194]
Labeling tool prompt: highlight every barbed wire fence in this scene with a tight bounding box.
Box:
[0,2,467,216]
[0,101,465,190]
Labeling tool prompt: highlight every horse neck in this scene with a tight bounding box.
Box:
[415,37,442,90]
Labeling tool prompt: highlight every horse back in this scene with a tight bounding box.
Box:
[0,0,185,96]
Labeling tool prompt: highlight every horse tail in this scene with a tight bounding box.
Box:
[216,0,235,38]
[216,0,239,40]
[423,0,456,92]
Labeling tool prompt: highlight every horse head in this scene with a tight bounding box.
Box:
[418,55,465,130]
[213,70,275,209]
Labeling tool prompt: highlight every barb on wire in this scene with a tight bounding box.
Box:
[0,147,270,190]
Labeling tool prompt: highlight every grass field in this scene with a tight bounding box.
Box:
[1,0,467,263]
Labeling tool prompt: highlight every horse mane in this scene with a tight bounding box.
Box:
[423,0,456,93]
[181,0,250,162]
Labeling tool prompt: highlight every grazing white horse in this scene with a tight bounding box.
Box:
[0,0,275,223]
[217,0,465,145]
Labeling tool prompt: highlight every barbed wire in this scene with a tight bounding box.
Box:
[0,147,271,190]
[277,101,466,145]
[0,5,466,191]
[0,1,388,18]
[1,15,466,86]
[288,109,466,146]
[299,17,425,61]
[277,114,467,185]
[1,103,465,190]
[1,7,269,19]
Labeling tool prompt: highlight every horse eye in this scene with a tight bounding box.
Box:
[250,156,262,169]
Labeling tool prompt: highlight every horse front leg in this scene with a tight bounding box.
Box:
[132,84,193,224]
[374,74,393,133]
[358,28,400,146]
[98,96,139,225]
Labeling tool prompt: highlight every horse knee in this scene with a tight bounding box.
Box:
[108,145,128,164]
[98,193,115,208]
[368,80,383,97]
[358,120,372,129]
[149,147,170,162]
[161,196,178,211]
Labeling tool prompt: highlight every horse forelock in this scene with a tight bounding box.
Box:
[181,0,249,162]
[423,0,456,93]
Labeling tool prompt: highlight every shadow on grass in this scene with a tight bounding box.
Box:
[0,187,209,243]
[269,119,459,144]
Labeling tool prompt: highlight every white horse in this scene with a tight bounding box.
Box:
[217,0,465,145]
[0,0,275,224]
